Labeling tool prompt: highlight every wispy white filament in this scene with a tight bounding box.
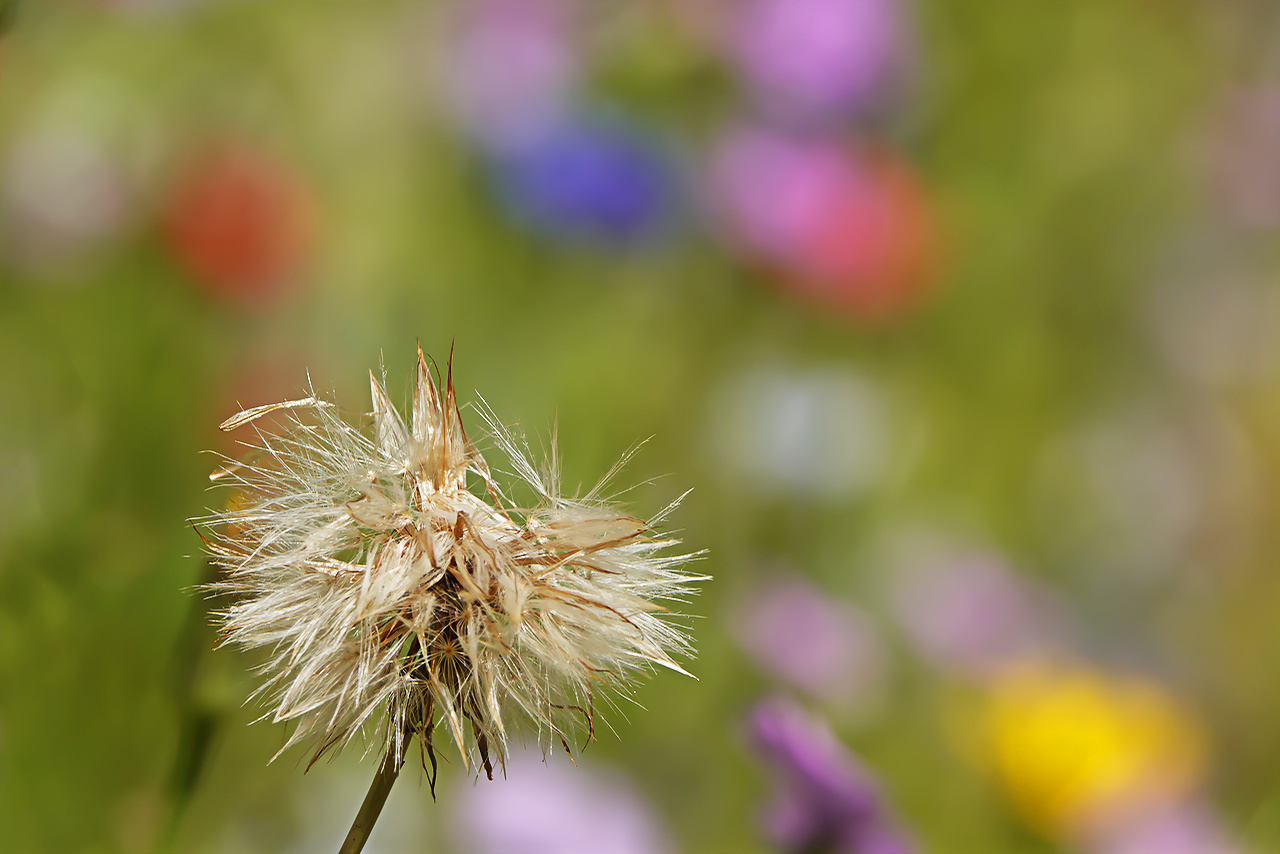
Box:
[200,347,702,774]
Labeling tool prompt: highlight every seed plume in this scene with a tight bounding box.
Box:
[200,346,701,780]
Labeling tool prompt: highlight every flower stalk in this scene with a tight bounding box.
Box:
[337,735,409,854]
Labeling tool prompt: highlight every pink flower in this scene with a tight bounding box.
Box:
[437,0,578,152]
[1087,803,1241,854]
[733,574,885,708]
[707,127,937,321]
[452,751,671,854]
[890,551,1067,679]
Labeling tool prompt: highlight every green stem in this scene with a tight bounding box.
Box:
[337,736,410,854]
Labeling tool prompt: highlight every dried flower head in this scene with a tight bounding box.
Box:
[199,346,701,780]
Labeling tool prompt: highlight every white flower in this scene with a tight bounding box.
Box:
[200,346,701,779]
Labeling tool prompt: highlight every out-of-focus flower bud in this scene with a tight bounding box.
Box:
[707,362,890,501]
[1205,84,1280,231]
[1085,801,1241,854]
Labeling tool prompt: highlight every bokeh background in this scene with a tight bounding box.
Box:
[3,0,1280,852]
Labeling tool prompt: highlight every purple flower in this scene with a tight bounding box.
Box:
[490,118,679,244]
[437,0,578,152]
[889,548,1066,679]
[451,751,671,854]
[729,0,904,121]
[707,127,852,267]
[732,574,885,708]
[750,697,916,854]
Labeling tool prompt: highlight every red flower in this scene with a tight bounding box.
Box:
[786,147,937,322]
[709,128,940,323]
[165,143,316,305]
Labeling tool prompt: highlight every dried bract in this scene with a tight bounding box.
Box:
[199,347,701,777]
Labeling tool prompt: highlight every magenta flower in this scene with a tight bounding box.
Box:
[729,0,905,121]
[708,127,851,267]
[750,697,916,854]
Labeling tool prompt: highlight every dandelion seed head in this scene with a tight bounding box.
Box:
[199,346,702,775]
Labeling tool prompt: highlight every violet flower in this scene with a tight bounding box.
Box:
[750,697,915,854]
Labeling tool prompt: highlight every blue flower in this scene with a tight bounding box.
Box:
[490,119,678,244]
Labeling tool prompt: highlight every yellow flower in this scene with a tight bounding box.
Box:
[982,661,1205,836]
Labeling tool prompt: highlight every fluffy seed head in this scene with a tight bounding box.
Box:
[200,347,702,774]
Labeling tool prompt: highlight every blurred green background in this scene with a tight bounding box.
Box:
[3,0,1280,852]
